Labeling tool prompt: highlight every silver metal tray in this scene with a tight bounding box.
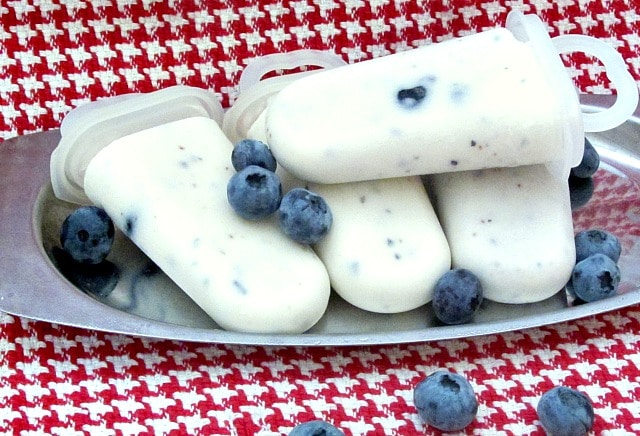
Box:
[1,94,639,346]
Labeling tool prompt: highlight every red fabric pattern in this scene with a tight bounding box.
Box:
[2,1,640,435]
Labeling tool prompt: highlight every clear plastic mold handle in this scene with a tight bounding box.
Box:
[552,34,639,133]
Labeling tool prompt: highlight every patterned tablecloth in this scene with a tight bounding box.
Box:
[2,1,640,434]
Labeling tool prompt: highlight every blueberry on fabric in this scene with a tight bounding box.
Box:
[60,205,115,264]
[278,188,332,244]
[570,137,600,179]
[413,370,478,432]
[288,420,345,436]
[574,229,622,263]
[537,386,594,436]
[571,254,620,302]
[231,139,277,172]
[227,165,282,220]
[432,268,483,325]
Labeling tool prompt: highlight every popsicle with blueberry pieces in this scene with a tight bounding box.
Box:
[83,116,331,333]
[264,26,585,183]
[429,164,575,303]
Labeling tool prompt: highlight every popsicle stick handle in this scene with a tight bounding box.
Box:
[239,50,347,93]
[552,35,639,133]
[223,50,347,144]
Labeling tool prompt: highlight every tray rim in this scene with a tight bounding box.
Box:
[1,94,639,346]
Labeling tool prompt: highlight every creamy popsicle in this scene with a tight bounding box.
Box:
[429,164,576,303]
[311,177,451,313]
[83,116,331,333]
[265,27,583,184]
[225,52,451,313]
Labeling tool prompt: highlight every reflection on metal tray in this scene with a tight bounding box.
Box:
[1,94,639,346]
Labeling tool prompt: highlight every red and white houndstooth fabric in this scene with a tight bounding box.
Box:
[2,1,640,435]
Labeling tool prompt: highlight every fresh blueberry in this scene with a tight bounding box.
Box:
[52,247,120,297]
[60,206,115,264]
[571,137,600,179]
[575,229,622,263]
[413,370,478,432]
[227,165,282,220]
[537,386,594,436]
[278,188,332,244]
[432,269,483,325]
[571,254,620,302]
[569,174,594,210]
[288,420,345,436]
[231,139,277,172]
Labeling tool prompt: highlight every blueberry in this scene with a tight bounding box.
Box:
[227,165,282,220]
[60,206,115,264]
[537,386,594,436]
[52,247,119,297]
[231,139,277,172]
[569,174,594,210]
[571,254,620,302]
[432,269,483,325]
[278,188,332,244]
[571,138,600,179]
[413,370,478,432]
[575,229,621,263]
[288,420,345,436]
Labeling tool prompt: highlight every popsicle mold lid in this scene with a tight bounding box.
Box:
[50,85,223,205]
[223,50,347,144]
[506,10,639,179]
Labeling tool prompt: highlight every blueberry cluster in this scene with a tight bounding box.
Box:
[57,206,120,297]
[227,139,332,245]
[568,229,622,303]
[569,138,599,210]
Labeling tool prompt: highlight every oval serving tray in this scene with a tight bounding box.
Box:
[1,94,639,346]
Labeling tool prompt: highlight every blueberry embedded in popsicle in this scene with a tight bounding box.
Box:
[397,85,428,108]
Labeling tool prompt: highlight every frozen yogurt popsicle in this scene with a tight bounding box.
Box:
[265,11,638,185]
[265,27,581,184]
[83,116,331,333]
[312,177,451,313]
[225,51,451,313]
[429,164,575,303]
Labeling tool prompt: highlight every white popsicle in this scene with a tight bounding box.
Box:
[83,117,331,333]
[265,27,582,184]
[429,164,576,303]
[312,177,451,313]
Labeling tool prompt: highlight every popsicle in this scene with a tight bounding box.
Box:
[428,164,575,303]
[265,12,638,184]
[311,177,451,312]
[81,116,331,333]
[225,51,451,313]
